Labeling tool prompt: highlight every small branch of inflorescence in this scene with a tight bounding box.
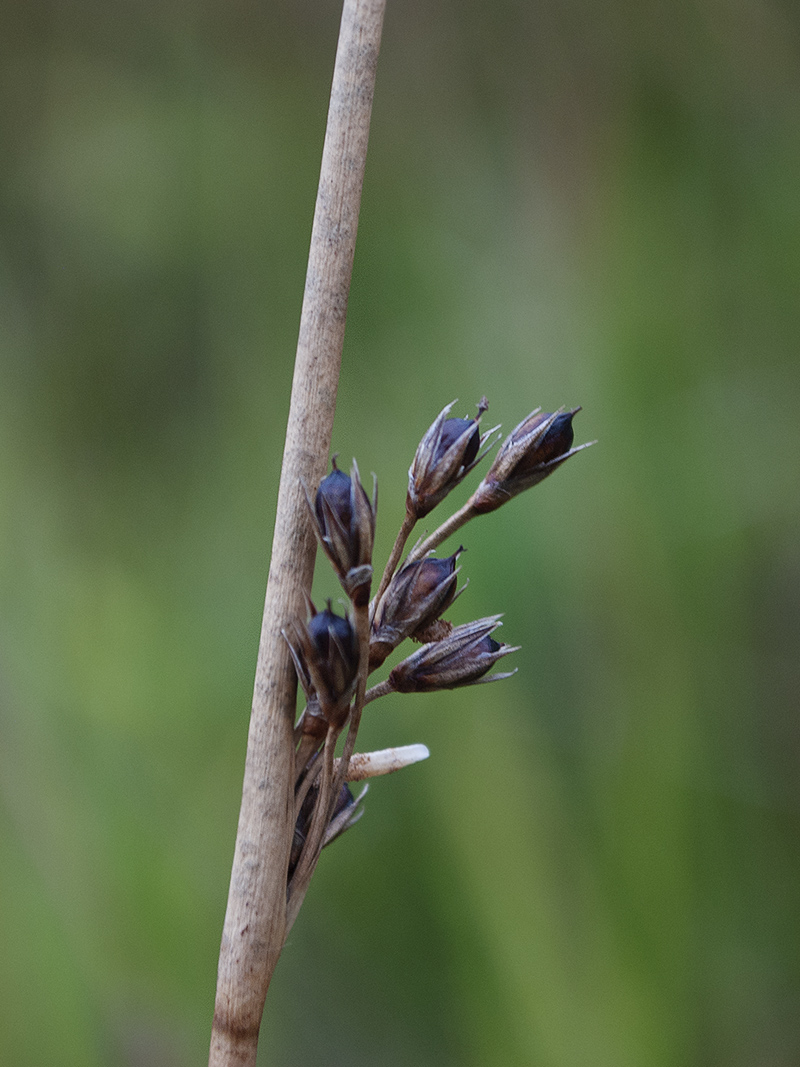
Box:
[283,396,593,927]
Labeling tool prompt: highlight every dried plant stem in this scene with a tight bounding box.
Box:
[294,754,323,822]
[294,732,321,783]
[407,498,479,563]
[209,2,386,1064]
[374,507,417,608]
[329,603,370,794]
[364,678,394,703]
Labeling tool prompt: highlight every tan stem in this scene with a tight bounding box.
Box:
[209,2,386,1064]
[330,602,370,800]
[406,498,478,563]
[294,731,323,785]
[364,678,394,704]
[373,507,417,612]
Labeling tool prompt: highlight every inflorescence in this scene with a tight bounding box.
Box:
[283,398,592,906]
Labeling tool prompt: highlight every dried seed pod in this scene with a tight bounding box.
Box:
[284,600,359,729]
[388,616,519,693]
[370,549,463,669]
[311,458,376,606]
[407,398,497,519]
[471,407,590,514]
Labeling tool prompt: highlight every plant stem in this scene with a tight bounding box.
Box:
[328,601,370,803]
[209,2,386,1064]
[364,678,394,703]
[406,498,479,563]
[373,506,417,611]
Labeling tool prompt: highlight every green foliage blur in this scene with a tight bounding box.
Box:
[2,1,799,1063]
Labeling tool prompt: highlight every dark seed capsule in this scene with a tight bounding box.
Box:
[471,406,588,513]
[315,462,353,530]
[387,617,519,693]
[284,600,359,729]
[308,606,358,665]
[370,549,462,669]
[311,458,376,604]
[435,418,480,467]
[512,411,576,476]
[407,399,490,520]
[289,782,356,879]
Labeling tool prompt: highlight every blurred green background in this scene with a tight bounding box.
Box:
[2,0,799,1064]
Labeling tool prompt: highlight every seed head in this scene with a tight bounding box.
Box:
[407,398,498,519]
[311,458,376,606]
[284,600,359,730]
[388,616,519,693]
[370,549,463,669]
[471,407,591,513]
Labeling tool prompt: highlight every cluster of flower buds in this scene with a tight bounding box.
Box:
[406,398,498,519]
[370,548,463,669]
[308,457,376,606]
[286,393,590,889]
[284,599,359,732]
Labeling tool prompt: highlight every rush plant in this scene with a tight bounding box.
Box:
[208,3,591,1065]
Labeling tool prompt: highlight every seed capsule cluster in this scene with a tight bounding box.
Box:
[283,397,591,899]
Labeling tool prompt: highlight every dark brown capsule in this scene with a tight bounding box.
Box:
[435,418,481,468]
[370,549,462,669]
[284,600,359,729]
[472,406,589,514]
[387,616,519,694]
[407,398,495,520]
[312,458,376,605]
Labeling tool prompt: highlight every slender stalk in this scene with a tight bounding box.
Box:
[294,732,322,783]
[294,755,323,823]
[209,2,386,1064]
[406,498,479,563]
[373,507,417,610]
[330,602,370,798]
[364,678,394,704]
